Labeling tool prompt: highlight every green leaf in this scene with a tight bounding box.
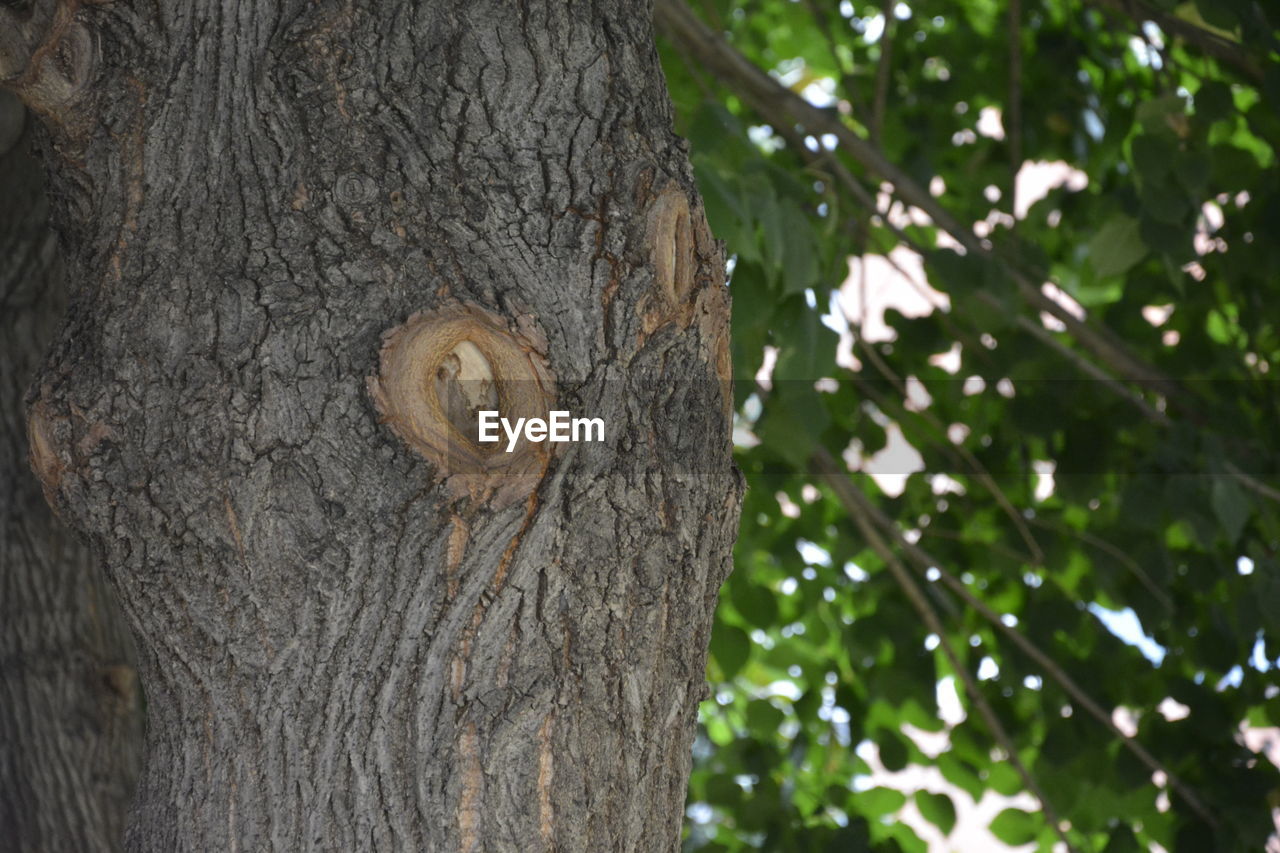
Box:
[772,297,838,381]
[674,5,1280,849]
[930,250,1014,332]
[753,185,787,275]
[705,773,744,807]
[755,388,829,470]
[985,759,1025,797]
[989,807,1039,845]
[1102,824,1141,853]
[710,622,750,680]
[1210,143,1261,191]
[1132,133,1176,181]
[1193,0,1236,30]
[1088,214,1147,278]
[729,261,774,333]
[745,699,785,734]
[1135,95,1188,136]
[778,198,819,295]
[1195,81,1236,124]
[937,752,985,801]
[875,730,909,772]
[731,580,780,629]
[854,786,907,818]
[1211,477,1251,544]
[915,791,957,836]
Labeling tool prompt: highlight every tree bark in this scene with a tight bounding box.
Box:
[8,2,739,850]
[0,91,142,852]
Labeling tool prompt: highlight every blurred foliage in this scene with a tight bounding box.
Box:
[657,0,1280,850]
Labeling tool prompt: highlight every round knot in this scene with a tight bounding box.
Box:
[367,304,556,503]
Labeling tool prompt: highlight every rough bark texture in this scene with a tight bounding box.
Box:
[15,2,739,851]
[0,91,142,852]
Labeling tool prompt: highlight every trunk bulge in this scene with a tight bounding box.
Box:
[0,91,142,852]
[13,2,739,851]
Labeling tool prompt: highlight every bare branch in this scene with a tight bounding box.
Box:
[1027,517,1173,612]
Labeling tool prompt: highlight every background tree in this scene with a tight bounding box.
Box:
[0,91,141,852]
[2,1,738,850]
[654,1,1280,851]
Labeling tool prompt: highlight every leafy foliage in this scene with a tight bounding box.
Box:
[658,1,1280,850]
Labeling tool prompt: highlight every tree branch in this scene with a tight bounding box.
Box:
[788,137,1172,427]
[812,447,1080,853]
[1007,0,1023,210]
[871,0,894,147]
[801,0,862,118]
[1086,0,1265,84]
[653,0,1186,401]
[816,459,1219,829]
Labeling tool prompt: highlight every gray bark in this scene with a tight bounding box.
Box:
[0,91,142,852]
[11,2,739,851]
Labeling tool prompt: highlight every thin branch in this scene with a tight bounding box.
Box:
[1006,0,1023,212]
[821,465,1219,828]
[975,470,1044,565]
[653,0,1186,401]
[1005,307,1172,427]
[918,526,1041,568]
[1086,0,1265,84]
[871,0,894,146]
[792,140,1170,447]
[1225,462,1280,505]
[1026,517,1173,612]
[801,0,862,117]
[842,313,1046,567]
[812,448,1080,853]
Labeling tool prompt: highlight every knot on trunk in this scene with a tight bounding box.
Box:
[640,182,733,394]
[26,394,116,517]
[649,185,697,310]
[0,1,97,116]
[640,184,726,359]
[367,304,556,506]
[26,400,66,511]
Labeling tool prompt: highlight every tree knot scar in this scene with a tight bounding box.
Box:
[0,2,98,116]
[640,183,726,342]
[640,182,733,401]
[26,394,113,516]
[650,185,696,309]
[367,303,556,506]
[26,400,67,511]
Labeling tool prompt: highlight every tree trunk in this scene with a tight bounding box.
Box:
[6,1,739,850]
[0,91,142,852]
